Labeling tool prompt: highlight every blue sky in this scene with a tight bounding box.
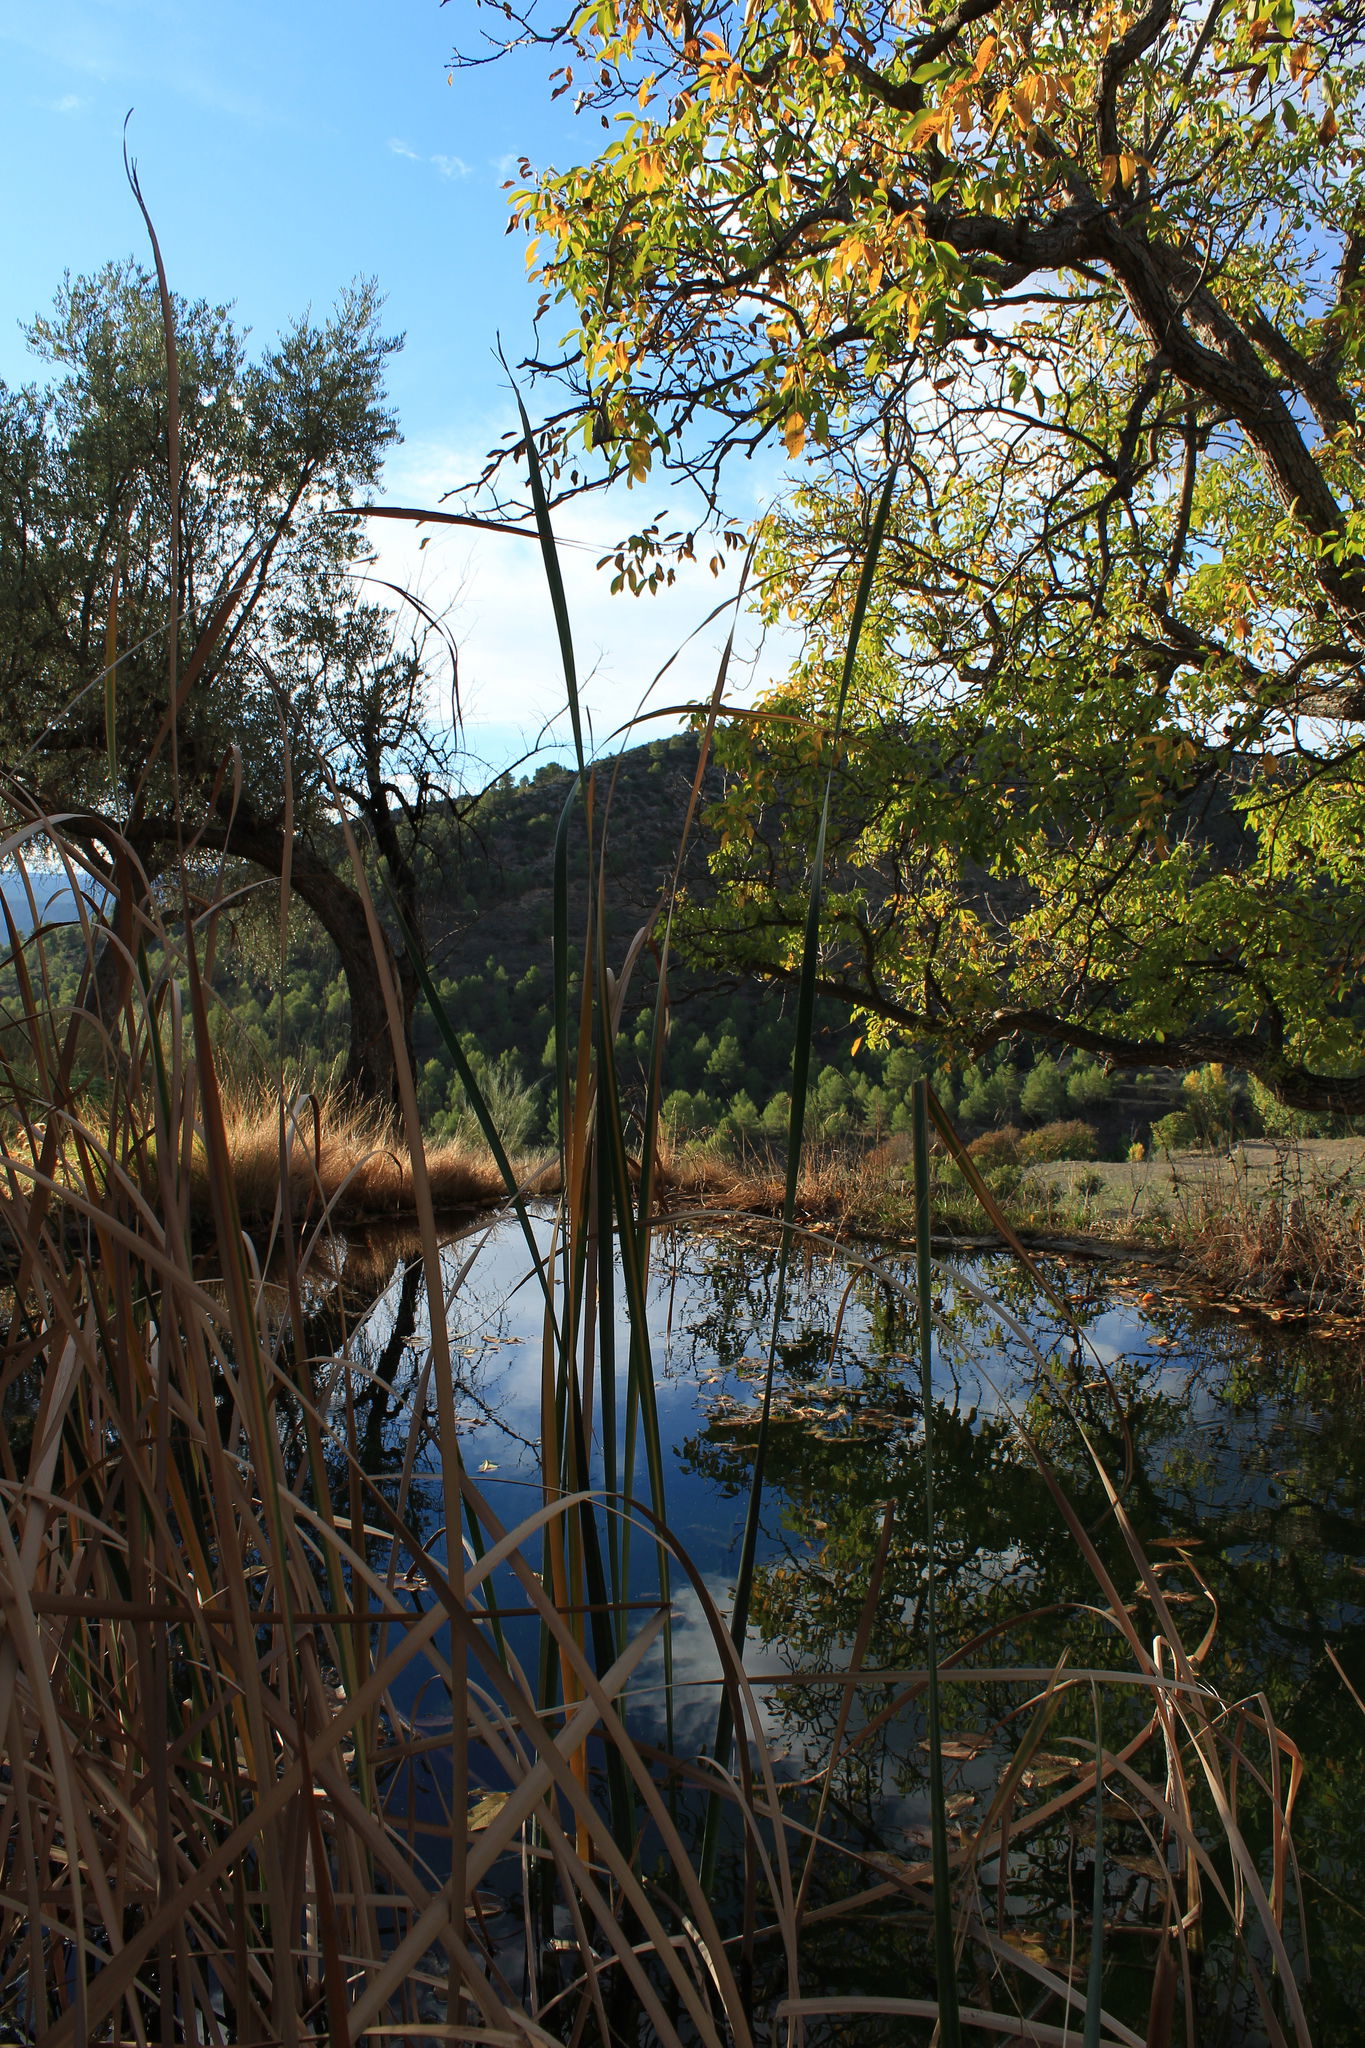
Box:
[0,0,780,777]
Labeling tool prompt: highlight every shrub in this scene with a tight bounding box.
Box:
[1128,1140,1146,1162]
[1151,1108,1199,1152]
[1247,1072,1346,1138]
[662,1088,699,1139]
[1017,1119,1100,1163]
[966,1124,1022,1165]
[433,1048,539,1149]
[716,1090,761,1151]
[761,1089,792,1138]
[1181,1060,1236,1143]
[705,1031,744,1093]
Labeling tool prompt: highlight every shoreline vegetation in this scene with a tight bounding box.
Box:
[0,861,1334,2021]
[0,864,1334,2040]
[10,1087,1359,1333]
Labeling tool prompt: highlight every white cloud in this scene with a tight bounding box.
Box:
[1,8,275,125]
[389,139,471,181]
[359,437,797,781]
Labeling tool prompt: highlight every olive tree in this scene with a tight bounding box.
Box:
[0,260,452,1100]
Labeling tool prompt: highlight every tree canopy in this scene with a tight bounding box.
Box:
[0,261,453,1098]
[467,0,1365,1109]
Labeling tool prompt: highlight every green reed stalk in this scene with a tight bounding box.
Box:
[703,464,897,1887]
[509,406,680,1865]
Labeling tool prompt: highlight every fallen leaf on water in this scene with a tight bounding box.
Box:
[467,1792,509,1832]
[1001,1930,1057,1965]
[867,1850,931,1883]
[478,1460,499,1473]
[1023,1764,1075,1790]
[939,1734,991,1760]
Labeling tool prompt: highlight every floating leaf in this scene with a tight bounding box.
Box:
[467,1791,510,1832]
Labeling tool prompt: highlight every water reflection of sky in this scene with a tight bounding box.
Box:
[338,1219,1353,1713]
[327,1219,1365,2025]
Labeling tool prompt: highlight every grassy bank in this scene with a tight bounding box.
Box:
[21,1080,1356,1326]
[652,1132,1365,1328]
[14,1066,1360,1319]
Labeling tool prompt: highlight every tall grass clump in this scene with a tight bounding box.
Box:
[1172,1148,1365,1319]
[0,243,1318,2046]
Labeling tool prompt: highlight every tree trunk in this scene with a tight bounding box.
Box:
[133,809,415,1108]
[285,839,413,1106]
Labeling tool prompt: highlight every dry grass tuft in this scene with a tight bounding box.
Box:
[4,1086,557,1227]
[202,1086,553,1223]
[1172,1148,1365,1318]
[654,1138,898,1229]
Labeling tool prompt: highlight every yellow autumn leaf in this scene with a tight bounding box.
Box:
[910,106,951,149]
[830,236,869,282]
[967,32,997,84]
[783,411,807,457]
[467,1791,509,1832]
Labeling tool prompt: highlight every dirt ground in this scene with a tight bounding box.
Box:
[1019,1136,1365,1229]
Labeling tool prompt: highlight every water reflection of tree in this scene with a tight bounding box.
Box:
[677,1244,1365,2036]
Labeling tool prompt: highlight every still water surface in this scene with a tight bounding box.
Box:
[337,1218,1365,2040]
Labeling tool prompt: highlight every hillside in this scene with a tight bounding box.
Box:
[5,733,1329,1160]
[206,729,1196,1155]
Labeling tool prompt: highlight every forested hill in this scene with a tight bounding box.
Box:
[205,728,1195,1155]
[408,729,903,1145]
[220,726,923,1144]
[1,733,1275,1154]
[429,732,715,999]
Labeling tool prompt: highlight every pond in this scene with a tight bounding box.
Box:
[328,1215,1365,2044]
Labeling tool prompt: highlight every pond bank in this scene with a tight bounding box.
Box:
[19,1096,1357,1331]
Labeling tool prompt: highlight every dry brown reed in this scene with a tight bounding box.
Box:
[0,418,1326,2045]
[0,239,1322,2039]
[0,826,783,2046]
[654,1137,902,1228]
[192,1086,547,1224]
[1170,1148,1365,1321]
[4,1085,551,1229]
